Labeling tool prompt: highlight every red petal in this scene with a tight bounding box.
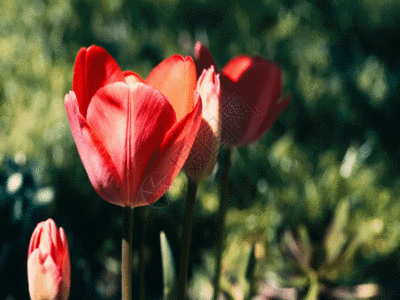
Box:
[136,97,202,206]
[221,55,252,82]
[86,82,176,206]
[40,220,57,264]
[221,57,283,146]
[28,223,43,257]
[245,93,291,144]
[146,55,196,122]
[59,227,71,300]
[64,91,122,205]
[194,42,218,78]
[72,46,125,117]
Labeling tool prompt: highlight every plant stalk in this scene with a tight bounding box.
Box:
[213,147,232,300]
[122,206,134,300]
[177,180,198,300]
[138,206,147,300]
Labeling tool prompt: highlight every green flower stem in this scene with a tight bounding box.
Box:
[177,180,198,300]
[138,206,147,300]
[122,206,134,300]
[213,147,232,300]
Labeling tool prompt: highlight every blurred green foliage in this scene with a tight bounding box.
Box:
[2,0,400,298]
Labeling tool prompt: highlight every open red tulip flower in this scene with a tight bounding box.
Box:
[184,66,221,182]
[65,45,202,207]
[28,219,70,300]
[195,42,291,147]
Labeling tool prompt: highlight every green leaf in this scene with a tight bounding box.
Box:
[304,272,319,300]
[160,231,177,300]
[220,236,252,300]
[324,199,349,264]
[298,225,313,268]
[283,230,309,271]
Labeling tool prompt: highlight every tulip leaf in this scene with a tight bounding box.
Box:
[324,199,349,264]
[160,231,177,300]
[298,225,312,267]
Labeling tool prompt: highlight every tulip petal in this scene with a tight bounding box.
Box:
[33,220,65,270]
[219,84,250,145]
[197,66,220,130]
[87,82,176,206]
[185,67,221,182]
[40,220,57,263]
[236,58,282,145]
[137,96,202,206]
[246,93,291,144]
[221,55,253,82]
[146,55,196,121]
[73,46,125,117]
[195,42,218,78]
[222,57,283,146]
[28,249,62,300]
[59,227,71,300]
[65,91,123,205]
[28,226,42,256]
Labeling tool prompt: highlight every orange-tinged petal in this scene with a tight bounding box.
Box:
[65,91,123,205]
[86,82,176,207]
[136,97,202,206]
[73,45,125,117]
[146,55,196,121]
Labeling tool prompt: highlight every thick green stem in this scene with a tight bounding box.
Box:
[122,206,134,300]
[177,180,198,300]
[213,148,232,300]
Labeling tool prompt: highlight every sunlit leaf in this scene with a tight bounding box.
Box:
[160,231,177,300]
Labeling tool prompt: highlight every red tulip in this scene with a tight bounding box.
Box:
[195,42,291,146]
[28,219,70,300]
[65,46,202,207]
[185,66,221,182]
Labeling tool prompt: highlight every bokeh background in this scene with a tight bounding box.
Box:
[1,0,400,299]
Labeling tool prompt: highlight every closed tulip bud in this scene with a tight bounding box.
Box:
[28,219,70,300]
[185,66,221,182]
